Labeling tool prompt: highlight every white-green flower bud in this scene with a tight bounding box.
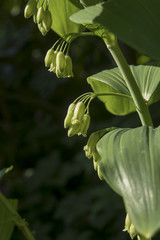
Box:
[83,132,100,159]
[68,124,80,137]
[37,6,45,24]
[64,103,75,129]
[49,63,56,73]
[42,10,52,32]
[87,132,100,153]
[33,11,37,23]
[45,48,54,67]
[93,149,101,163]
[24,0,37,19]
[93,159,98,171]
[56,51,66,73]
[78,114,90,137]
[129,224,137,239]
[123,214,131,232]
[56,68,63,78]
[48,51,57,73]
[71,102,85,125]
[64,55,73,77]
[38,23,47,36]
[84,148,92,159]
[97,165,104,180]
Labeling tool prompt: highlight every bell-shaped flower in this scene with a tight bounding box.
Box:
[63,55,74,78]
[68,124,80,137]
[45,48,54,67]
[56,51,66,74]
[71,102,85,125]
[64,103,75,129]
[78,114,90,137]
[24,0,37,19]
[38,23,47,36]
[37,6,45,24]
[42,10,52,32]
[84,132,101,159]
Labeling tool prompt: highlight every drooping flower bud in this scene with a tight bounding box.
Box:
[24,0,37,19]
[64,55,74,77]
[93,159,98,171]
[68,124,80,137]
[84,132,100,159]
[123,214,131,232]
[71,102,85,125]
[49,63,56,73]
[83,147,92,159]
[56,51,66,74]
[48,51,58,73]
[42,10,52,32]
[97,165,104,180]
[56,68,63,78]
[38,23,47,36]
[45,48,54,67]
[37,6,45,24]
[78,114,90,137]
[93,149,101,163]
[33,10,37,23]
[64,103,75,129]
[129,224,137,239]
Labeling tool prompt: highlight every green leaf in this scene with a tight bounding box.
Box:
[87,65,160,115]
[48,0,84,36]
[97,126,160,238]
[0,166,13,179]
[70,0,160,60]
[0,199,18,240]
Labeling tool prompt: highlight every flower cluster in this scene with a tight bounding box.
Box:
[64,93,96,137]
[45,37,74,78]
[64,101,90,137]
[24,0,52,36]
[83,127,117,180]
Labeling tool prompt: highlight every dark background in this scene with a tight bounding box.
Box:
[0,1,160,239]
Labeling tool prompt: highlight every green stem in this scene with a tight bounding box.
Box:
[0,192,36,240]
[95,92,133,100]
[104,39,153,127]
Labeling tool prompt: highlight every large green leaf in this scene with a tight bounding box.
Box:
[97,126,160,238]
[47,0,84,36]
[70,0,160,60]
[0,199,18,240]
[87,65,160,115]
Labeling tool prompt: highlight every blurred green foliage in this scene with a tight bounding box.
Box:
[0,0,160,240]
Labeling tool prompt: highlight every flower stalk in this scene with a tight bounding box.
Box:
[104,38,153,127]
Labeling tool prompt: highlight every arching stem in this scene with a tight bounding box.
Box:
[104,38,153,127]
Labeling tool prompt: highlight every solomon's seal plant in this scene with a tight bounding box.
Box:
[1,0,160,240]
[23,0,160,239]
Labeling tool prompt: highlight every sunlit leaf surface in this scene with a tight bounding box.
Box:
[97,126,160,238]
[88,65,160,115]
[70,0,160,60]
